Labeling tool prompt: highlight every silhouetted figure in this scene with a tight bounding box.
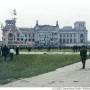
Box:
[80,46,87,69]
[16,46,19,55]
[28,47,31,52]
[3,45,9,61]
[73,46,75,52]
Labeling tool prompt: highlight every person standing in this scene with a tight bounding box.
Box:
[16,46,19,55]
[28,47,32,52]
[3,45,9,61]
[80,46,87,69]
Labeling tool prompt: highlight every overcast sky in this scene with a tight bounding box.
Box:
[0,0,90,41]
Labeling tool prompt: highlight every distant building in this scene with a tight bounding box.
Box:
[2,18,88,48]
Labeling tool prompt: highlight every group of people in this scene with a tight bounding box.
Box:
[72,46,82,52]
[0,45,19,61]
[0,44,88,69]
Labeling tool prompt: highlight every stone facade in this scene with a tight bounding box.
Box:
[2,19,88,48]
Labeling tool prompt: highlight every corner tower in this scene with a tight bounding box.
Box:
[74,21,86,30]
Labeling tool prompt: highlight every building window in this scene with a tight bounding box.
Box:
[21,38,23,41]
[29,34,31,37]
[67,39,69,43]
[17,38,19,41]
[70,34,72,37]
[25,34,27,37]
[60,34,62,37]
[25,39,27,42]
[74,39,76,43]
[17,33,20,37]
[29,39,31,41]
[63,34,65,37]
[33,34,34,37]
[74,33,76,37]
[32,39,34,41]
[59,39,62,43]
[80,34,84,38]
[53,32,57,35]
[8,33,13,40]
[67,34,69,37]
[70,39,72,43]
[63,39,65,43]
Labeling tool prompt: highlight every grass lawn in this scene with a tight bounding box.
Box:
[0,54,85,84]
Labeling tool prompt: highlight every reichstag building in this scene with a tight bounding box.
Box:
[2,18,88,48]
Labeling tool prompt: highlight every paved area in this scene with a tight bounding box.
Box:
[20,51,90,55]
[20,51,80,54]
[2,59,90,87]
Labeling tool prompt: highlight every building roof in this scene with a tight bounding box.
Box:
[74,21,85,24]
[36,25,59,31]
[59,29,76,32]
[18,27,34,32]
[62,26,72,30]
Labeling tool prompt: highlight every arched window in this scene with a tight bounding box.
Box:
[8,33,13,40]
[8,33,13,37]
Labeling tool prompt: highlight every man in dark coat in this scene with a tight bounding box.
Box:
[80,46,87,69]
[3,45,9,61]
[16,46,19,55]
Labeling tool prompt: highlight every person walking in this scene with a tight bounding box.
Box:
[80,46,87,69]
